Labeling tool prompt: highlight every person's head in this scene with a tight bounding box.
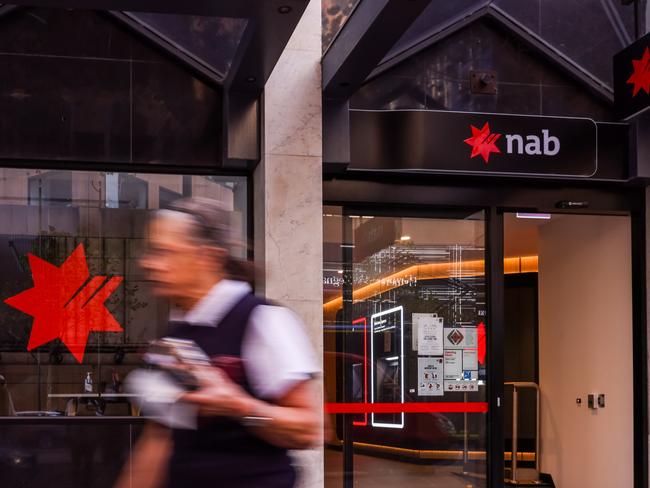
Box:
[139,197,250,309]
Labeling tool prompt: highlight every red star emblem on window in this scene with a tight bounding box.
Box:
[464,122,501,164]
[627,46,650,97]
[4,244,123,363]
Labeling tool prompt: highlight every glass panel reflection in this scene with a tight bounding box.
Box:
[324,208,488,487]
[0,168,247,417]
[127,12,248,78]
[322,0,361,52]
[382,0,639,88]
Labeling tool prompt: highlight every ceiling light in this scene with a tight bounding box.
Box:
[278,5,292,14]
[400,235,411,241]
[516,212,551,220]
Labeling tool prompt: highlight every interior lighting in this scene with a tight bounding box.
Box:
[515,212,551,220]
[370,306,405,429]
[400,235,411,241]
[278,5,292,14]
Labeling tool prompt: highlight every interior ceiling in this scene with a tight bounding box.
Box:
[323,0,642,90]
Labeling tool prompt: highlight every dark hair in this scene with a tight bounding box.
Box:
[162,197,255,284]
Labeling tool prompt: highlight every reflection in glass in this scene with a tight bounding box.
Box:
[382,0,638,88]
[322,0,361,52]
[127,12,248,78]
[0,168,247,417]
[323,208,488,487]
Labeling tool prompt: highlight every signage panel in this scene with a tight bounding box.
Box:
[614,31,650,120]
[350,109,598,177]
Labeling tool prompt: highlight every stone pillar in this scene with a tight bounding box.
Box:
[254,1,323,487]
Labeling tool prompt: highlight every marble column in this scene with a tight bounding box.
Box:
[254,1,323,487]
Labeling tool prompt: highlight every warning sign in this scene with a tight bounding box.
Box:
[418,357,444,396]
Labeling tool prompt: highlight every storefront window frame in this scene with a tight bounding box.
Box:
[0,160,253,422]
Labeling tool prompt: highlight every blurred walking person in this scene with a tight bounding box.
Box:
[115,197,320,488]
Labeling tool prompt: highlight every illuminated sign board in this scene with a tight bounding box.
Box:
[370,306,404,429]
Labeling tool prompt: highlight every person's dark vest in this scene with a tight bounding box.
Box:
[165,293,296,488]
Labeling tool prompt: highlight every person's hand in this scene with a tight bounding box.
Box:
[180,366,251,418]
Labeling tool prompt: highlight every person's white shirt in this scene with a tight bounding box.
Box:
[129,279,319,428]
[180,279,319,400]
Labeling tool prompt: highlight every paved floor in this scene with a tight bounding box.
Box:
[324,450,487,488]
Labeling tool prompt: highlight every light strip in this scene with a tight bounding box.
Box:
[515,212,551,220]
[352,317,368,427]
[324,256,539,318]
[370,306,404,429]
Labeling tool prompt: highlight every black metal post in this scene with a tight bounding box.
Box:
[341,209,354,488]
[487,207,505,488]
[631,204,648,488]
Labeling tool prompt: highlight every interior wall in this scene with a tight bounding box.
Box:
[538,214,633,488]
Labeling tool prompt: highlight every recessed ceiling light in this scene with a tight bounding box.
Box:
[278,5,292,14]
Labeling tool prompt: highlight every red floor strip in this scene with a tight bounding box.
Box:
[325,402,489,414]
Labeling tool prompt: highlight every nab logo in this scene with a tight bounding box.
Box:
[627,46,650,97]
[463,122,501,163]
[4,244,123,363]
[464,122,560,164]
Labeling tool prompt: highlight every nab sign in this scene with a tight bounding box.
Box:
[614,31,650,120]
[350,110,598,178]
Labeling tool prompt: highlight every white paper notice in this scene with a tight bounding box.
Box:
[418,357,444,396]
[463,349,478,371]
[414,313,444,356]
[443,327,478,350]
[444,350,462,379]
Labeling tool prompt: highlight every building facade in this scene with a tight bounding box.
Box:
[0,1,649,488]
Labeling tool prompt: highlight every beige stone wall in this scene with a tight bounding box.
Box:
[538,214,633,488]
[254,1,323,486]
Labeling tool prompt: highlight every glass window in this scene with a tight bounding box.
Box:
[0,168,247,417]
[352,18,616,120]
[383,0,641,89]
[322,0,361,53]
[126,12,248,79]
[324,207,488,487]
[0,8,223,166]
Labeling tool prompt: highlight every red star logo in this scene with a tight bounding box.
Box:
[4,244,123,363]
[627,46,650,97]
[464,122,501,163]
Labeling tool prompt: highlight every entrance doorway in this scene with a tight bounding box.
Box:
[323,207,490,488]
[502,212,634,487]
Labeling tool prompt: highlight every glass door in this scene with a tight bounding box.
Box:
[323,206,490,488]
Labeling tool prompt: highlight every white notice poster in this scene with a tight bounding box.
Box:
[418,357,444,396]
[444,350,462,379]
[463,349,478,371]
[443,327,478,350]
[414,313,444,356]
